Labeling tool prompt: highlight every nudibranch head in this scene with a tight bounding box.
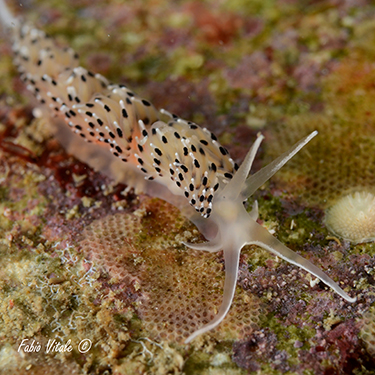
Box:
[325,191,375,243]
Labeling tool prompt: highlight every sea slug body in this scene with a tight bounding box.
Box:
[0,0,356,343]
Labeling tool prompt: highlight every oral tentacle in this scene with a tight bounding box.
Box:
[247,220,356,303]
[240,131,318,200]
[185,242,241,343]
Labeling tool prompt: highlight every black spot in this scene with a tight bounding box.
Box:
[65,112,71,119]
[200,139,208,145]
[224,173,233,179]
[189,184,194,192]
[81,75,86,82]
[141,168,148,173]
[180,165,188,173]
[143,117,150,125]
[86,111,93,117]
[202,176,208,185]
[183,147,188,156]
[210,133,217,141]
[138,144,143,152]
[115,146,122,154]
[162,136,168,144]
[86,103,94,108]
[75,125,82,130]
[152,128,156,135]
[51,79,57,86]
[199,195,204,202]
[89,132,95,137]
[104,104,111,112]
[75,97,81,103]
[51,97,57,102]
[207,208,212,215]
[234,163,239,171]
[74,52,79,59]
[170,168,175,175]
[214,183,219,191]
[178,173,184,181]
[184,191,189,198]
[122,108,128,118]
[37,60,42,66]
[126,98,132,105]
[80,133,85,138]
[191,145,196,152]
[127,92,134,97]
[174,132,180,139]
[191,199,196,205]
[142,129,148,137]
[155,167,161,173]
[97,119,104,126]
[207,195,213,203]
[155,148,162,156]
[99,132,105,137]
[219,146,228,155]
[109,132,115,139]
[142,99,151,107]
[194,159,200,168]
[138,158,144,165]
[199,148,205,156]
[88,122,95,129]
[69,110,76,117]
[176,181,181,187]
[200,207,204,213]
[189,124,198,129]
[68,94,73,101]
[211,163,217,172]
[116,128,123,138]
[153,158,161,165]
[88,71,95,77]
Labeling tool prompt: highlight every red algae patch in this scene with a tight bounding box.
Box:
[79,198,261,342]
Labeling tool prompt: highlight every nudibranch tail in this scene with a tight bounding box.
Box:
[0,0,17,29]
[240,130,318,200]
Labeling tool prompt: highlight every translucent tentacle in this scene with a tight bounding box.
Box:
[248,220,356,303]
[185,243,241,343]
[182,238,222,252]
[240,131,318,200]
[220,134,264,200]
[248,200,259,221]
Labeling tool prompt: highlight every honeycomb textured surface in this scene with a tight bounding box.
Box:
[79,198,262,342]
[360,306,375,356]
[265,60,375,210]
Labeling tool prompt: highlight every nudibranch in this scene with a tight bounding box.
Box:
[0,0,356,343]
